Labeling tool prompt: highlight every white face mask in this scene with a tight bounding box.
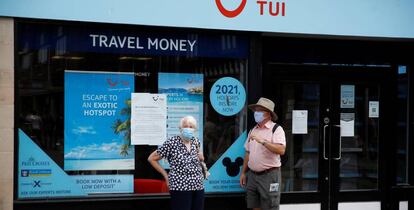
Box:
[254,111,265,123]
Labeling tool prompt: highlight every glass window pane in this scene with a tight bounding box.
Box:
[396,65,409,184]
[280,82,320,192]
[339,84,379,190]
[16,22,249,198]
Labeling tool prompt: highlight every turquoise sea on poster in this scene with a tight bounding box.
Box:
[64,71,135,171]
[158,73,203,104]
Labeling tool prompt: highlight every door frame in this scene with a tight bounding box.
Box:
[327,66,392,210]
[264,63,395,210]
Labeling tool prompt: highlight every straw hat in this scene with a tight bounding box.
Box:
[248,97,278,121]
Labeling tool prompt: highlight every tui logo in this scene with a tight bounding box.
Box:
[216,0,286,18]
[107,78,130,87]
[215,0,247,18]
[106,78,118,87]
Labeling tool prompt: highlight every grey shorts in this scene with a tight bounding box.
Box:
[246,168,281,210]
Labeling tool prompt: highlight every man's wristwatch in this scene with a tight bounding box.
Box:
[261,141,266,145]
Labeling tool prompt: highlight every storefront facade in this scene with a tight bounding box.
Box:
[0,1,413,210]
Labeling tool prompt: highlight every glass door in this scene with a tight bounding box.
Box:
[327,67,389,210]
[264,64,391,210]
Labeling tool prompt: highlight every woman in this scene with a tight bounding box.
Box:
[148,116,205,210]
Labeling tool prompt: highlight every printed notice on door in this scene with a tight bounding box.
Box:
[340,113,355,137]
[131,93,167,145]
[369,101,379,118]
[292,110,308,134]
[341,85,355,108]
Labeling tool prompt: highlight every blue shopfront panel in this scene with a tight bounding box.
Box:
[2,0,414,38]
[17,24,249,59]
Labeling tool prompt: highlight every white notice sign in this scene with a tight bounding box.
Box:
[369,101,379,118]
[131,93,167,145]
[292,110,308,134]
[340,113,355,137]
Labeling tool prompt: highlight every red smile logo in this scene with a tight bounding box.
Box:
[216,0,247,18]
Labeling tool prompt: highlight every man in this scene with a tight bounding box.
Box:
[240,97,286,210]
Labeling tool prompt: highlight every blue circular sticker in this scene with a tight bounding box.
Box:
[210,77,246,116]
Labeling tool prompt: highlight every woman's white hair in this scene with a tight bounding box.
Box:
[179,115,197,129]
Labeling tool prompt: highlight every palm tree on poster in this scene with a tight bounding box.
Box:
[112,99,132,156]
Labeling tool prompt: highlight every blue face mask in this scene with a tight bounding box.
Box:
[181,128,195,140]
[254,111,265,123]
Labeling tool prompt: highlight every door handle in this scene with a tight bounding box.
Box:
[323,125,329,160]
[333,125,342,160]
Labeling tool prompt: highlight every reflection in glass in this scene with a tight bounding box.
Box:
[16,22,248,196]
[339,85,379,190]
[280,83,320,192]
[396,65,408,184]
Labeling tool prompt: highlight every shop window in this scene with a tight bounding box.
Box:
[396,65,409,184]
[16,22,249,199]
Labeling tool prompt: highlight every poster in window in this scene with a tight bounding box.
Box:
[340,85,355,109]
[157,73,203,169]
[18,129,87,198]
[209,77,246,116]
[18,129,134,198]
[64,71,135,171]
[204,131,246,192]
[158,73,204,143]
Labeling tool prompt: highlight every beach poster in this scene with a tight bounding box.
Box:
[64,71,135,171]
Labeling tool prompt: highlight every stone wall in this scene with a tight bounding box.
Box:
[0,17,14,210]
